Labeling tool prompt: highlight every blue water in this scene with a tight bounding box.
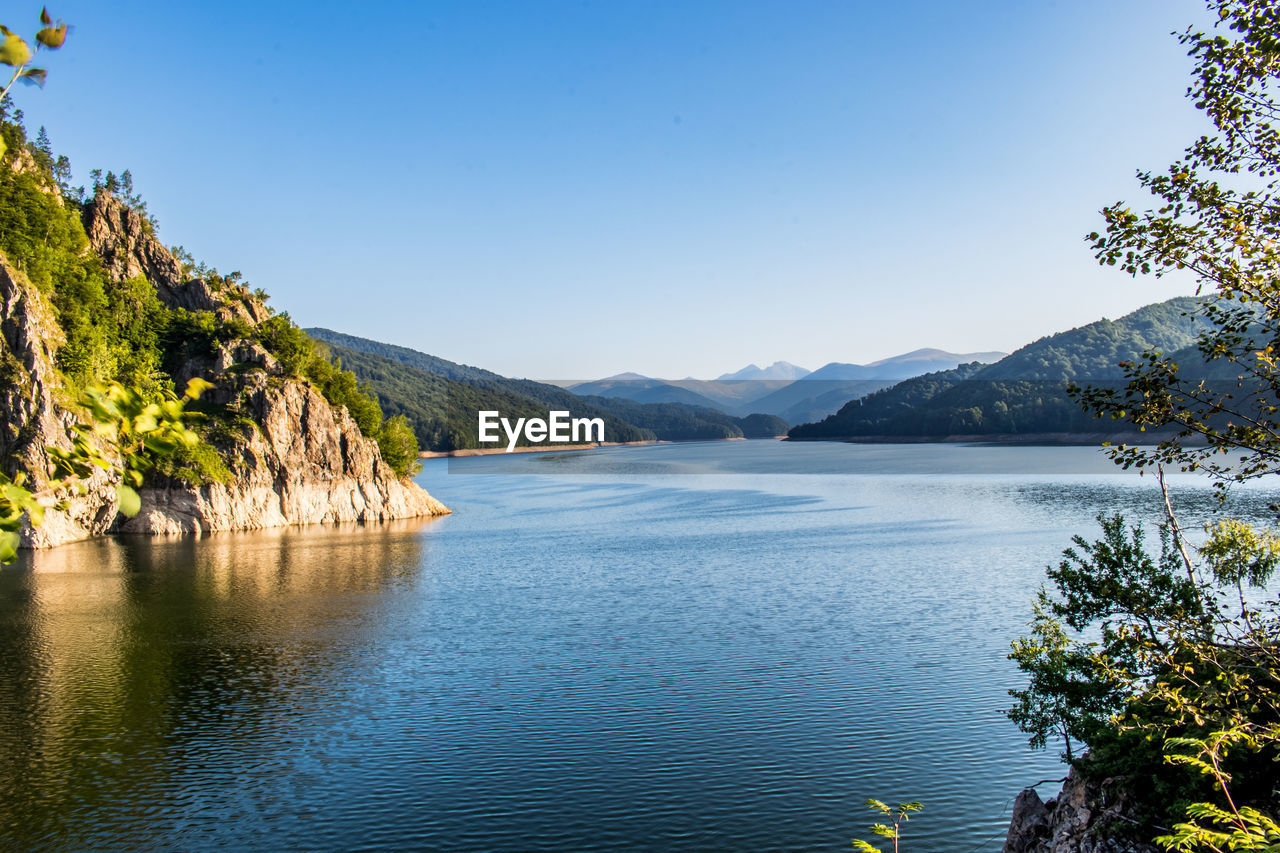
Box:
[0,440,1264,851]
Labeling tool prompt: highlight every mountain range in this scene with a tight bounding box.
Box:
[802,348,1009,381]
[568,348,1010,423]
[306,330,789,450]
[313,296,1209,451]
[788,297,1204,440]
[717,362,811,381]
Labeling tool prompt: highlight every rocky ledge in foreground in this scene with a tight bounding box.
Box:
[1002,768,1160,853]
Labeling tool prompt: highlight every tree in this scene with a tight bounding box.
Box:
[1007,600,1108,763]
[376,414,422,479]
[850,800,922,853]
[1010,2,1280,845]
[1076,0,1280,499]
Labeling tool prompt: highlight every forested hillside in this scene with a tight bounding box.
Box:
[313,329,788,447]
[323,343,654,451]
[789,297,1205,440]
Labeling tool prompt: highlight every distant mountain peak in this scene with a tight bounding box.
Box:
[600,371,650,381]
[865,348,1008,368]
[717,361,811,381]
[804,349,1006,382]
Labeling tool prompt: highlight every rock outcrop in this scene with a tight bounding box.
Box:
[0,258,121,547]
[1002,769,1161,853]
[2,188,447,548]
[117,372,448,535]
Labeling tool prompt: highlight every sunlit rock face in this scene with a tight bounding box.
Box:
[0,189,447,549]
[119,374,449,535]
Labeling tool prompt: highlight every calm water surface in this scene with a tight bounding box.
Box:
[1,441,1268,851]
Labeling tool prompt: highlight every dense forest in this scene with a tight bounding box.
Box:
[322,343,654,451]
[789,298,1206,440]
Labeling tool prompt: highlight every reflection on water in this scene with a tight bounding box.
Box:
[0,443,1275,851]
[0,521,432,850]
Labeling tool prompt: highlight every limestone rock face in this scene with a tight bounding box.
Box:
[1,189,447,549]
[1002,769,1161,853]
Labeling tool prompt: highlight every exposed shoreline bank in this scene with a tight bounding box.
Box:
[419,440,665,458]
[418,435,769,458]
[785,430,1199,447]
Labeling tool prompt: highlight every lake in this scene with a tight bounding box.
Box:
[1,440,1265,851]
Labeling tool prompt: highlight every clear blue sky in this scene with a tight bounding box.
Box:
[12,0,1210,379]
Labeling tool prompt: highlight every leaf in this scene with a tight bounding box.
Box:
[0,530,17,564]
[35,23,65,49]
[19,67,46,87]
[184,377,213,400]
[0,33,32,66]
[115,484,141,517]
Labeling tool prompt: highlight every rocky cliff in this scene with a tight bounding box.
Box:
[1,188,447,547]
[0,257,121,547]
[1002,769,1161,853]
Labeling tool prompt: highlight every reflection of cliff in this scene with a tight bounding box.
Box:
[0,520,436,849]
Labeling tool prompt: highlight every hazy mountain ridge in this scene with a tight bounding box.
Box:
[804,348,1009,381]
[308,330,789,447]
[717,362,811,381]
[570,348,1007,423]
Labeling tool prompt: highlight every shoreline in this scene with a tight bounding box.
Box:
[418,435,771,458]
[785,430,1197,447]
[419,440,664,459]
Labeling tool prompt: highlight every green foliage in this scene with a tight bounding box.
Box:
[305,350,382,436]
[1157,730,1280,852]
[850,799,922,853]
[1,379,207,563]
[1200,519,1280,588]
[315,336,655,451]
[576,395,744,441]
[0,122,174,396]
[253,315,385,437]
[1007,600,1109,763]
[1073,0,1280,498]
[0,8,69,161]
[0,109,405,489]
[151,439,232,486]
[0,470,45,562]
[161,310,229,370]
[1008,508,1280,834]
[376,415,421,479]
[737,412,789,437]
[1007,1,1280,844]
